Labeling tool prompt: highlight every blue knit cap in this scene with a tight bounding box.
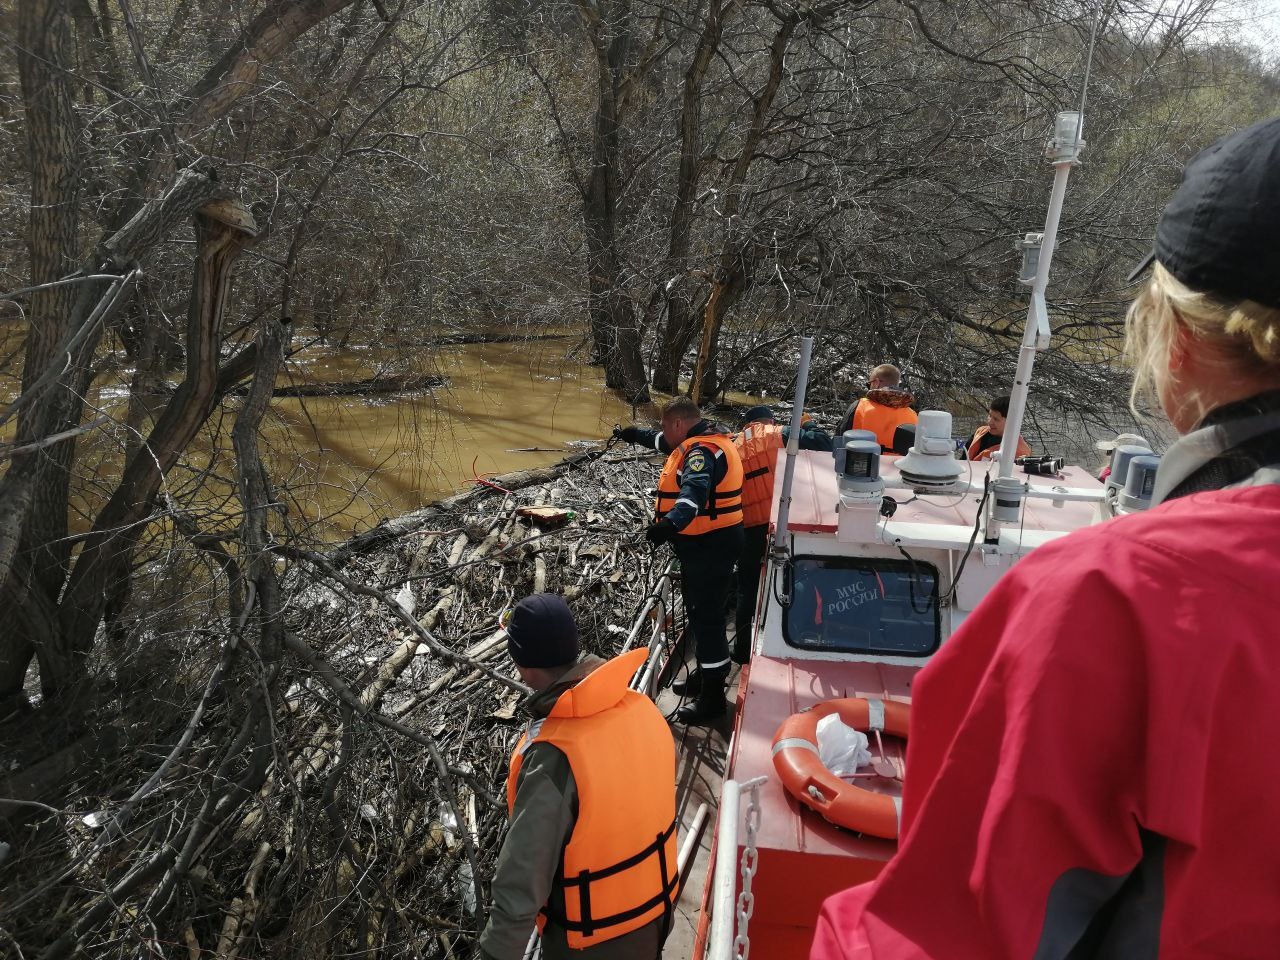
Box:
[505,593,579,668]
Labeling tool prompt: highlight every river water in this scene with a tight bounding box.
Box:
[1,327,641,540]
[223,336,641,538]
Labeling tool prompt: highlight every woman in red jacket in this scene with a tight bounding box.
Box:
[811,118,1280,960]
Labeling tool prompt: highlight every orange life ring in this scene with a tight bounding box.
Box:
[771,697,910,839]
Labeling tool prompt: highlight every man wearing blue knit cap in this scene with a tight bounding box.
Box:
[480,594,678,960]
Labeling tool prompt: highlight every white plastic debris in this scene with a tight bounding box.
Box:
[816,713,872,777]
[81,811,108,829]
[394,583,416,617]
[458,861,478,915]
[437,801,458,845]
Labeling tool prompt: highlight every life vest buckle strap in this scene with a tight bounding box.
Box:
[558,817,677,886]
[547,874,683,934]
[578,867,594,939]
[655,828,675,940]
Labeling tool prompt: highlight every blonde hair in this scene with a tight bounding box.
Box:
[1125,262,1280,409]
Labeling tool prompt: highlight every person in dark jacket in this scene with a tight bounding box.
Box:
[731,405,832,662]
[615,397,744,723]
[479,594,677,960]
[812,118,1280,959]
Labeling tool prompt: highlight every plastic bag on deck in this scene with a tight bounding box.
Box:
[816,712,872,777]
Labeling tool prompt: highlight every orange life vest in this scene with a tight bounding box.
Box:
[654,431,744,535]
[966,426,1032,462]
[735,422,784,528]
[506,649,679,948]
[852,397,918,450]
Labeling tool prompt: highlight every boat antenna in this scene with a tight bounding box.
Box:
[986,8,1101,539]
[772,335,814,560]
[1077,0,1106,123]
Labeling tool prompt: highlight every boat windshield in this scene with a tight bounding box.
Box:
[784,555,939,657]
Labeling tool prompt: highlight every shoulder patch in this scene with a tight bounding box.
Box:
[685,450,708,473]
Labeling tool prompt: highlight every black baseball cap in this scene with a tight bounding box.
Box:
[1128,117,1280,309]
[504,593,579,668]
[739,405,776,427]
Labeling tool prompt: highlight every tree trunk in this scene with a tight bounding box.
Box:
[233,315,289,662]
[55,200,259,693]
[0,0,367,706]
[0,167,222,701]
[688,11,798,404]
[0,0,84,706]
[651,0,742,396]
[579,0,649,404]
[690,266,749,404]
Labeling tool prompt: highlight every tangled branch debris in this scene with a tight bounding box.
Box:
[0,447,672,960]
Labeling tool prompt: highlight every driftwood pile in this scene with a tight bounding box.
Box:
[0,445,675,960]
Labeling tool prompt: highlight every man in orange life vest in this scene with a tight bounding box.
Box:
[478,593,678,960]
[733,405,832,662]
[837,363,918,450]
[965,395,1032,462]
[614,397,744,723]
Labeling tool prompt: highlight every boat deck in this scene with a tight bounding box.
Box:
[782,451,1101,538]
[659,666,739,957]
[724,654,914,954]
[659,451,1106,958]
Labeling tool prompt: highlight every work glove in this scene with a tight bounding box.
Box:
[645,518,677,545]
[613,425,642,444]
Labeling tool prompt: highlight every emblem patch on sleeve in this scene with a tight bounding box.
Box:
[685,450,708,472]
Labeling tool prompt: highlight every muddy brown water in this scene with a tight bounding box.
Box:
[2,330,730,540]
[260,337,639,536]
[4,322,1137,542]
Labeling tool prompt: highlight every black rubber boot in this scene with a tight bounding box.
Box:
[732,633,750,665]
[672,668,702,697]
[676,668,728,725]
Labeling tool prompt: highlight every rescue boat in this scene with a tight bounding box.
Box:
[686,439,1109,957]
[669,107,1162,958]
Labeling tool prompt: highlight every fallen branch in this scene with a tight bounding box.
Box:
[278,546,529,696]
[282,632,486,925]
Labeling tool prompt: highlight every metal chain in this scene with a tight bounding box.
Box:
[734,776,767,959]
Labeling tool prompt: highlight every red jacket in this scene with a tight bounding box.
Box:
[811,484,1280,960]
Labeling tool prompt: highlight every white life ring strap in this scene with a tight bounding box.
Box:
[866,698,885,732]
[771,737,819,757]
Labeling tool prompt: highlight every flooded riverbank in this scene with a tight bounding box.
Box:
[241,335,641,537]
[3,319,1149,542]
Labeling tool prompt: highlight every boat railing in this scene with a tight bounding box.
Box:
[707,775,767,960]
[624,562,682,696]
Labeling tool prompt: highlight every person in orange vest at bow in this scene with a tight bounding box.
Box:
[614,397,744,723]
[965,395,1032,462]
[733,405,832,662]
[837,363,919,450]
[478,593,678,960]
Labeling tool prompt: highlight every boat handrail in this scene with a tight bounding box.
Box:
[707,775,767,960]
[626,562,681,696]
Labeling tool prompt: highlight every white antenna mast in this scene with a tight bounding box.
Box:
[986,9,1102,538]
